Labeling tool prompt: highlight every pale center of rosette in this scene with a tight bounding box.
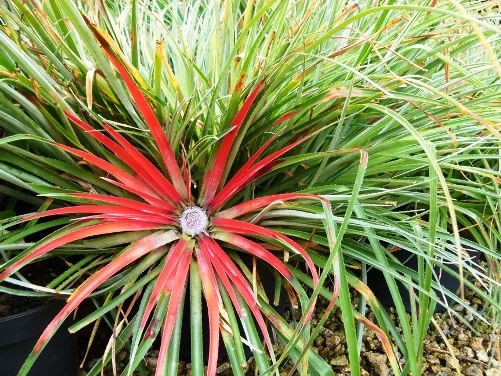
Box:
[179,206,208,236]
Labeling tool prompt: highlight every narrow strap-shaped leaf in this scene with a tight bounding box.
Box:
[213,232,293,280]
[155,249,191,376]
[16,231,178,376]
[272,152,368,373]
[189,260,204,376]
[52,143,158,200]
[288,257,341,376]
[140,238,189,329]
[216,193,326,219]
[206,237,273,355]
[200,83,263,206]
[91,27,187,198]
[230,132,278,175]
[212,218,319,287]
[23,205,173,223]
[71,193,175,214]
[207,129,321,212]
[73,214,174,225]
[195,248,221,376]
[259,299,334,376]
[101,178,177,211]
[218,281,247,372]
[0,221,164,281]
[66,113,183,203]
[198,236,242,316]
[101,121,184,203]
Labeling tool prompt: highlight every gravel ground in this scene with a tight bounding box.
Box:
[82,269,500,376]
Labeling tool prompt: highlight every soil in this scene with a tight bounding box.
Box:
[0,293,45,318]
[77,262,500,375]
[0,258,65,318]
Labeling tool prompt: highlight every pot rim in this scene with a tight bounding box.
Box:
[0,298,54,323]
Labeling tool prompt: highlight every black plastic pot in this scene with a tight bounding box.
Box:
[0,299,78,376]
[367,250,479,313]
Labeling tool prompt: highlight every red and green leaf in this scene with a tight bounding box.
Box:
[205,237,274,355]
[216,193,327,219]
[200,83,263,206]
[207,130,321,212]
[17,231,178,376]
[91,30,187,199]
[0,221,165,281]
[52,143,159,200]
[155,248,191,376]
[195,247,222,376]
[199,236,242,316]
[211,218,319,286]
[140,238,190,329]
[212,231,293,281]
[66,113,184,203]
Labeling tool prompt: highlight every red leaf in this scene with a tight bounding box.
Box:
[101,121,185,203]
[207,130,321,212]
[52,143,159,200]
[216,193,327,219]
[204,237,273,354]
[101,45,187,198]
[272,111,301,127]
[71,193,175,215]
[212,232,293,281]
[0,221,164,281]
[211,218,319,286]
[198,236,242,316]
[155,249,191,376]
[200,83,263,206]
[140,238,189,329]
[65,112,183,203]
[74,214,174,225]
[31,232,175,355]
[23,205,152,221]
[100,178,177,211]
[195,248,221,376]
[236,133,279,173]
[23,206,175,225]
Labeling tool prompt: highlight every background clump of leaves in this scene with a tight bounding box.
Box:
[0,1,499,375]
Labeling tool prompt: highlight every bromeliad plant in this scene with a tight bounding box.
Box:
[0,61,321,375]
[0,34,338,375]
[1,1,501,376]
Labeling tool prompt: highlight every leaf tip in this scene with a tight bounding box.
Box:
[360,150,368,168]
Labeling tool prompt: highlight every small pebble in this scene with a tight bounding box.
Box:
[476,349,489,363]
[485,368,501,376]
[463,346,475,358]
[325,335,342,348]
[471,338,484,351]
[464,364,483,376]
[216,362,231,373]
[329,355,348,366]
[365,352,389,376]
[314,336,325,346]
[436,328,450,342]
[453,303,464,312]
